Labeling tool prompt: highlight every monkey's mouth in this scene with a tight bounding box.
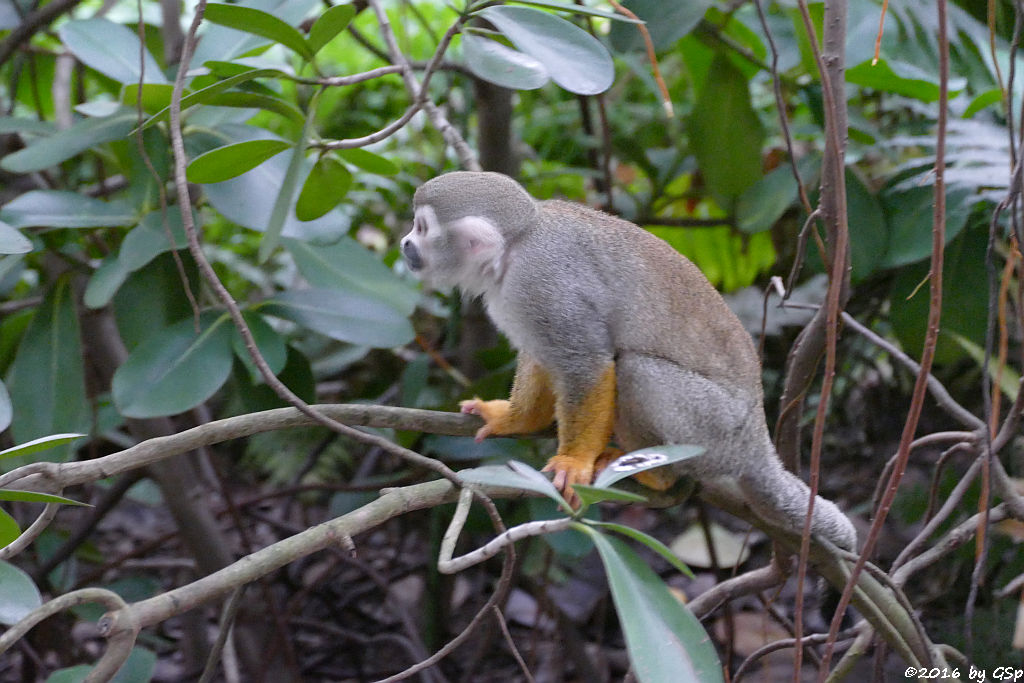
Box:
[401,241,423,271]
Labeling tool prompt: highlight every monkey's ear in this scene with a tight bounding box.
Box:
[451,215,504,258]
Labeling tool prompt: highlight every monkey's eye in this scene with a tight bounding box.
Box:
[414,217,427,235]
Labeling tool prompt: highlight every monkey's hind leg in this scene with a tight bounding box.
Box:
[460,354,556,442]
[542,361,617,497]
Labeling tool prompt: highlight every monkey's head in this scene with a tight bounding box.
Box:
[402,172,537,296]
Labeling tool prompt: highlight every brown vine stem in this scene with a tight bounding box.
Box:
[818,0,950,675]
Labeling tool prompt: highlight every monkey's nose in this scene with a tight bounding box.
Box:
[401,239,423,271]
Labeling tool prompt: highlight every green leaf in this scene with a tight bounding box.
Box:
[735,165,799,234]
[948,332,1021,401]
[0,117,56,136]
[0,433,85,462]
[509,0,641,21]
[0,220,31,254]
[1,191,135,229]
[260,94,318,261]
[845,172,888,281]
[474,6,614,95]
[592,445,704,489]
[187,139,292,184]
[59,18,167,85]
[83,256,131,310]
[609,0,712,52]
[0,490,88,505]
[112,313,235,418]
[462,33,549,91]
[0,111,136,174]
[880,185,972,269]
[47,647,157,683]
[0,561,42,625]
[295,156,352,221]
[5,279,90,466]
[261,287,415,348]
[587,521,694,578]
[689,53,764,200]
[335,148,399,176]
[117,206,191,272]
[308,3,357,55]
[283,236,419,316]
[846,59,964,103]
[572,484,649,506]
[204,3,314,61]
[573,526,723,682]
[194,0,321,64]
[231,311,288,379]
[121,83,177,113]
[458,460,571,512]
[0,508,19,549]
[963,88,1003,118]
[204,91,305,125]
[137,68,282,131]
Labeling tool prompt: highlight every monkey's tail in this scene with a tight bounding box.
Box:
[739,462,857,553]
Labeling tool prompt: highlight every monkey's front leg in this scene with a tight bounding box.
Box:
[542,361,617,496]
[460,354,556,441]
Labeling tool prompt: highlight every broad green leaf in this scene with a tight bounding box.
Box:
[121,83,178,112]
[689,54,764,200]
[231,311,288,379]
[117,206,191,272]
[0,111,136,173]
[0,117,56,136]
[462,33,549,91]
[510,0,642,22]
[112,253,201,351]
[205,91,305,125]
[47,647,157,683]
[880,185,972,269]
[295,156,352,221]
[0,490,87,505]
[0,433,85,461]
[964,89,1003,118]
[83,256,131,310]
[573,484,648,506]
[201,125,350,242]
[847,58,964,103]
[0,508,19,549]
[5,279,90,466]
[890,226,989,365]
[0,381,9,433]
[0,561,42,625]
[233,344,316,412]
[283,236,419,316]
[59,19,167,85]
[574,526,723,682]
[260,94,318,261]
[261,288,415,348]
[459,461,571,512]
[137,68,282,131]
[736,166,798,234]
[1,191,135,229]
[650,223,777,290]
[609,0,712,52]
[187,139,292,184]
[204,3,313,61]
[308,3,357,54]
[112,313,235,418]
[336,148,399,176]
[845,172,888,281]
[0,220,30,254]
[588,521,695,578]
[592,445,704,488]
[949,332,1021,401]
[194,0,321,64]
[74,100,121,117]
[475,6,614,95]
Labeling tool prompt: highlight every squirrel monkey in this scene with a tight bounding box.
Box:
[401,171,856,551]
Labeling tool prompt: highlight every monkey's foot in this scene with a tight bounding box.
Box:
[542,454,596,507]
[459,398,512,442]
[592,447,625,475]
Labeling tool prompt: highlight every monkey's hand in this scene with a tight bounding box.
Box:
[459,398,514,442]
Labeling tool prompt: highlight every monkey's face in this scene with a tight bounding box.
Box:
[401,205,506,296]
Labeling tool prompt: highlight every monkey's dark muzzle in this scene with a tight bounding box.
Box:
[401,239,423,271]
